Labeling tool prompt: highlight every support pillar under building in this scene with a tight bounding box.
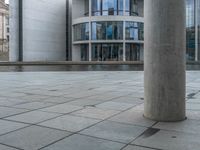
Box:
[144,0,186,121]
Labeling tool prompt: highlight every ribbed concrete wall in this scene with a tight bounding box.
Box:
[10,0,67,61]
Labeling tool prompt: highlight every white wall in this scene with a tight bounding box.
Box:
[72,0,86,20]
[72,45,81,61]
[10,0,67,61]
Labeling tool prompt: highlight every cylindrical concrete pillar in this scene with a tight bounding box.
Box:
[144,0,186,121]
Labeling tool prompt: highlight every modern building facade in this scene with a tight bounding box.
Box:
[10,0,67,61]
[71,0,144,61]
[9,0,200,62]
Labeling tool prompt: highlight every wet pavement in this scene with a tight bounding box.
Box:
[0,71,199,150]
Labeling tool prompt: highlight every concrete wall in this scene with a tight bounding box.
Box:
[72,44,81,61]
[72,0,87,20]
[9,0,19,61]
[10,0,67,61]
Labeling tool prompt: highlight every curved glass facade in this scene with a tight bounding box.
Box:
[91,0,141,16]
[125,22,144,40]
[92,0,124,16]
[92,21,123,40]
[125,0,138,16]
[126,43,142,61]
[74,23,89,41]
[92,43,123,61]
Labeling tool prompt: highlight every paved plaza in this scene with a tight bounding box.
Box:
[0,71,199,150]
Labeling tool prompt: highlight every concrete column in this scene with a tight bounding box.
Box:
[144,0,186,121]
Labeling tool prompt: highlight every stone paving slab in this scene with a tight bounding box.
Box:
[13,102,54,110]
[41,134,125,150]
[0,106,28,118]
[186,103,200,111]
[153,119,200,134]
[0,144,18,150]
[133,129,200,150]
[109,109,155,127]
[0,120,28,136]
[39,103,83,114]
[72,106,120,120]
[39,114,101,132]
[81,120,147,143]
[186,110,200,120]
[0,126,71,150]
[5,110,61,124]
[96,101,136,111]
[122,145,155,150]
[0,71,199,150]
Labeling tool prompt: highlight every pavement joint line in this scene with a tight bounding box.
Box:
[129,144,163,150]
[0,124,32,137]
[0,142,23,150]
[2,107,86,129]
[119,120,159,150]
[37,101,143,149]
[0,97,88,120]
[77,132,127,144]
[38,132,76,150]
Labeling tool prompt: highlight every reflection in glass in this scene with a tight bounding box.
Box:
[92,0,124,16]
[81,44,89,61]
[92,0,101,16]
[125,22,144,40]
[92,21,123,40]
[126,43,141,61]
[74,23,89,41]
[125,0,138,16]
[186,0,195,61]
[92,43,123,61]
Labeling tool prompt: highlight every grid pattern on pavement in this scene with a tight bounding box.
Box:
[0,71,199,150]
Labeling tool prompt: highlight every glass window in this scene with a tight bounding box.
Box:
[126,43,141,61]
[102,0,117,15]
[92,21,123,40]
[125,22,144,40]
[81,44,89,61]
[125,0,139,16]
[92,0,124,16]
[92,43,123,61]
[118,0,124,15]
[92,0,101,16]
[74,23,89,41]
[186,0,195,61]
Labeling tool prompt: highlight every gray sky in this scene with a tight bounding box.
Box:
[5,0,9,4]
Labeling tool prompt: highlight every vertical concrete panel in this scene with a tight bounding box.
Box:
[10,0,67,61]
[72,45,81,61]
[9,0,19,61]
[23,0,66,61]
